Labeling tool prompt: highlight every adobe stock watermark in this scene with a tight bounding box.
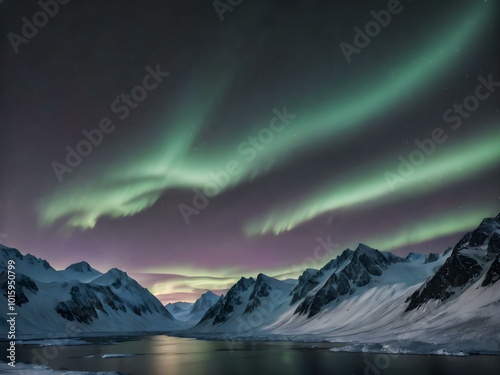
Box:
[384,73,499,191]
[285,235,340,277]
[442,74,499,130]
[340,0,403,63]
[363,348,403,375]
[363,310,440,375]
[6,260,16,368]
[51,64,169,182]
[178,106,297,224]
[30,321,83,368]
[7,0,71,54]
[213,0,243,21]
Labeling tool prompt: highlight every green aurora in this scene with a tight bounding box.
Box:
[39,1,493,236]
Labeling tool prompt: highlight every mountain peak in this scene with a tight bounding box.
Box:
[65,261,96,273]
[354,243,403,264]
[235,276,255,290]
[321,248,353,272]
[354,243,378,254]
[191,291,220,317]
[200,291,218,299]
[0,244,23,260]
[108,267,128,277]
[90,267,136,290]
[256,273,272,282]
[406,212,500,311]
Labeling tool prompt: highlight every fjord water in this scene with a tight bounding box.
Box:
[6,336,500,375]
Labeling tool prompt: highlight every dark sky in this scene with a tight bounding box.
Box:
[1,0,499,303]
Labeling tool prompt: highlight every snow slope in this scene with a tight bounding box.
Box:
[0,362,119,374]
[187,291,220,322]
[165,301,194,321]
[0,245,183,338]
[60,262,102,283]
[192,274,296,334]
[183,213,500,353]
[165,292,220,324]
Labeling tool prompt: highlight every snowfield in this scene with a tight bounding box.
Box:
[0,362,119,374]
[182,213,500,354]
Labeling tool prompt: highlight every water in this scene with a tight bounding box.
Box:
[4,336,500,375]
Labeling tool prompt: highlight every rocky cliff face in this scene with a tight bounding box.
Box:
[197,274,294,328]
[294,244,404,317]
[0,245,180,335]
[53,269,173,324]
[406,213,500,311]
[199,277,256,325]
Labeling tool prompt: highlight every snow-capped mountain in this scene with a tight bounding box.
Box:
[199,276,256,326]
[1,212,499,353]
[188,245,442,337]
[60,261,102,283]
[293,244,404,317]
[406,213,500,310]
[182,212,500,353]
[193,274,296,334]
[165,292,220,323]
[0,245,182,337]
[190,291,220,320]
[165,301,194,318]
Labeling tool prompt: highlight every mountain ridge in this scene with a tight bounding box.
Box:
[0,244,182,337]
[180,211,500,353]
[1,211,499,353]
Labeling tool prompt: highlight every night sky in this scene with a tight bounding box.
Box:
[1,0,499,303]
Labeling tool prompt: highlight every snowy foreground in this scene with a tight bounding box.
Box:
[329,343,468,357]
[0,362,119,374]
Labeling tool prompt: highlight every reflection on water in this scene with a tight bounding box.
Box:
[4,335,500,375]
